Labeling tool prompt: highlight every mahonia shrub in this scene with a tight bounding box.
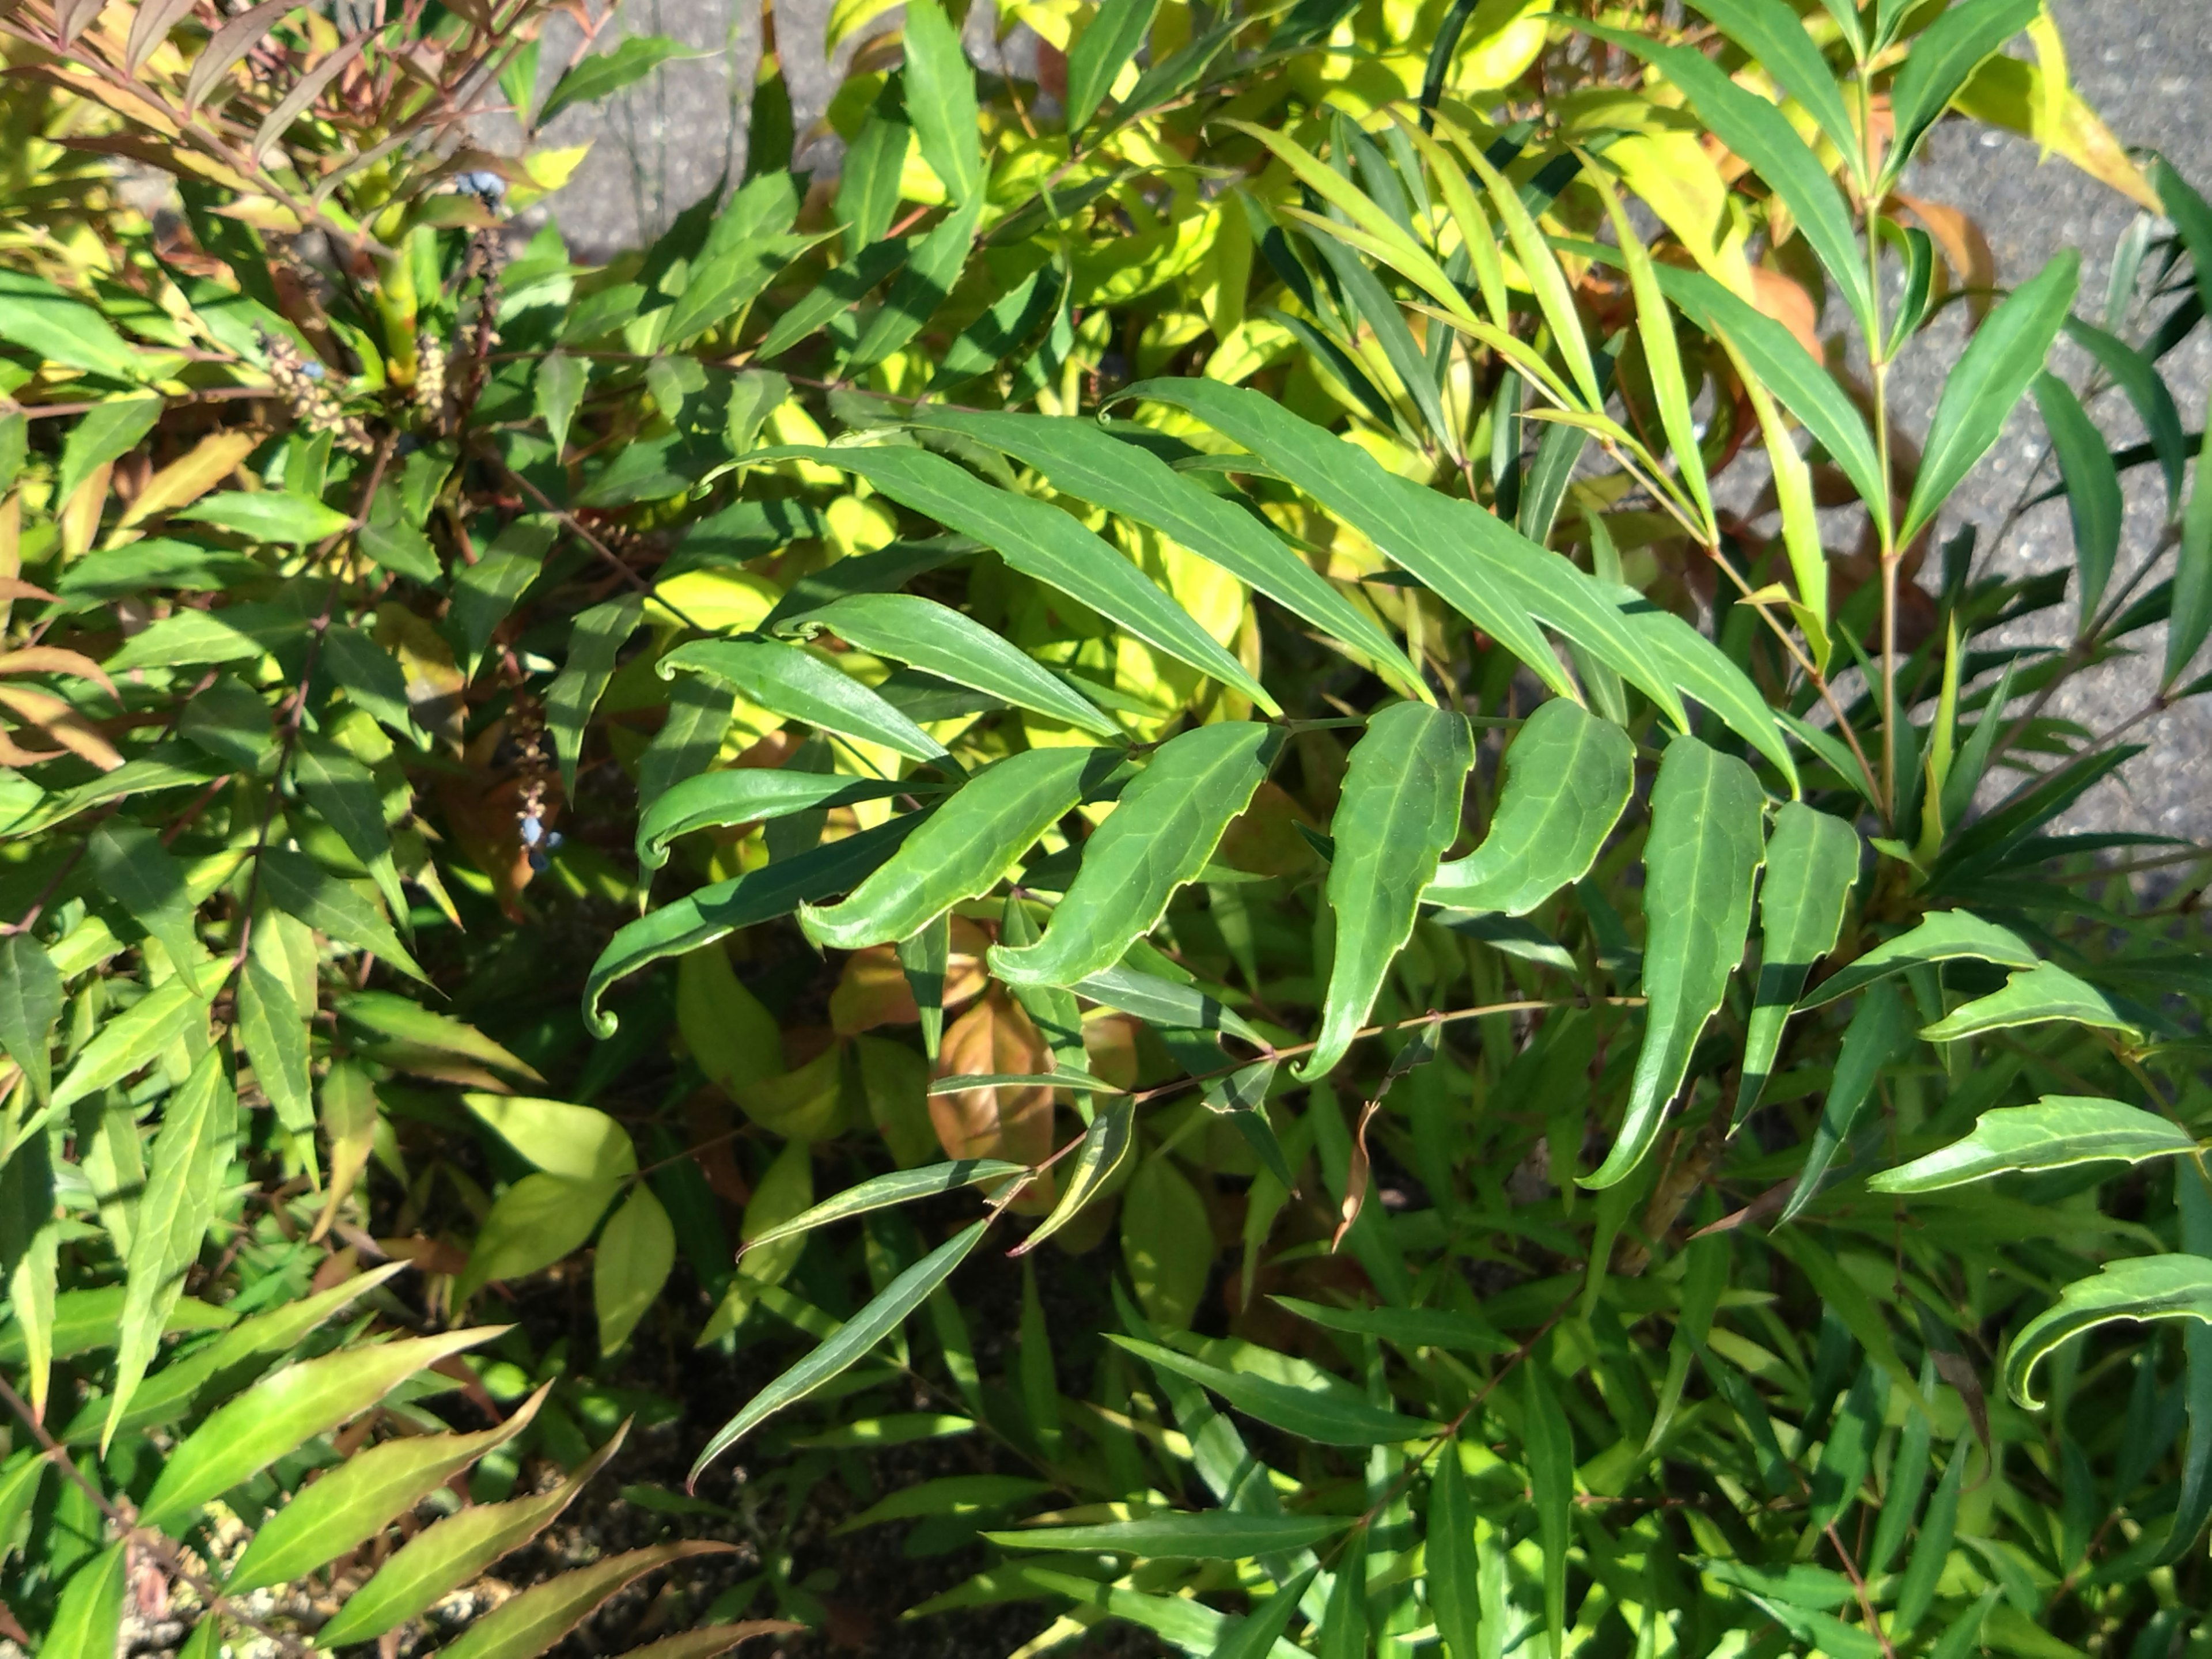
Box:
[0,1,2209,1657]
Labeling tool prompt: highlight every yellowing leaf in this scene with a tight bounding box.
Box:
[1952,54,2157,210]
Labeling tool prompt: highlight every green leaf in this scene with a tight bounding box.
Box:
[2031,371,2122,620]
[535,351,586,454]
[0,934,60,1106]
[636,768,918,872]
[989,1512,1348,1557]
[547,593,645,792]
[585,817,916,1036]
[932,264,1065,388]
[1429,1445,1482,1659]
[1884,0,2041,179]
[1871,1096,2198,1193]
[1074,962,1266,1047]
[1523,1358,1574,1659]
[744,1159,1025,1253]
[1425,699,1633,916]
[1918,959,2137,1041]
[907,408,1425,696]
[660,637,950,765]
[1651,264,1888,531]
[1017,1099,1135,1253]
[788,592,1117,738]
[1895,1440,1967,1634]
[992,722,1276,987]
[257,846,427,983]
[1588,737,1764,1187]
[1606,586,1800,786]
[1902,251,2079,544]
[56,393,161,507]
[85,819,205,995]
[848,198,983,370]
[2005,1253,2212,1409]
[799,748,1112,950]
[692,1218,988,1476]
[1302,702,1475,1081]
[460,1173,621,1295]
[1109,1335,1438,1445]
[441,1544,738,1659]
[51,979,206,1113]
[321,624,419,742]
[1272,1296,1506,1355]
[315,1425,630,1648]
[293,741,405,922]
[537,33,687,126]
[43,1543,128,1659]
[139,1328,498,1534]
[357,486,440,584]
[1796,908,2037,1009]
[1588,21,1872,339]
[1065,0,1159,132]
[755,237,913,360]
[236,956,313,1138]
[1779,978,1911,1223]
[227,1387,549,1593]
[175,489,352,544]
[1208,1565,1319,1659]
[665,238,820,348]
[900,0,982,203]
[1737,801,1859,1121]
[774,444,1275,712]
[0,270,153,380]
[2170,417,2212,686]
[2063,317,2188,511]
[107,1050,232,1449]
[334,992,540,1081]
[1683,0,1863,183]
[592,1183,675,1358]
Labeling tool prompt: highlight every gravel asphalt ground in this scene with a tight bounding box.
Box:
[530,1,2212,842]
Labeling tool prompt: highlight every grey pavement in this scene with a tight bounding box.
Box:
[534,0,2212,843]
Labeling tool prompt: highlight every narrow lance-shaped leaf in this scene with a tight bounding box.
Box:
[1208,1564,1319,1659]
[1429,1446,1482,1659]
[1650,263,1889,534]
[1903,251,2081,544]
[766,444,1276,711]
[992,723,1277,987]
[439,1544,740,1659]
[1736,802,1859,1123]
[985,1512,1349,1557]
[226,1387,551,1593]
[1919,959,2137,1042]
[2032,370,2122,621]
[2162,1175,2212,1565]
[907,408,1426,698]
[2006,1254,2212,1409]
[1796,908,2037,1009]
[637,769,919,872]
[847,196,983,370]
[107,1050,233,1450]
[586,818,917,1036]
[1585,20,1874,343]
[800,748,1115,950]
[51,980,207,1114]
[1116,378,1574,701]
[138,1328,501,1535]
[315,1424,631,1647]
[744,1160,1027,1253]
[44,1543,129,1659]
[1065,0,1162,134]
[1684,0,1866,184]
[1894,1440,1967,1634]
[2168,412,2212,687]
[0,933,62,1105]
[660,637,950,764]
[1426,699,1633,916]
[86,819,203,997]
[1588,737,1765,1188]
[1871,1097,2198,1193]
[1884,0,2043,181]
[236,956,313,1141]
[1779,978,1911,1224]
[1301,704,1475,1081]
[257,847,427,984]
[1014,1099,1136,1256]
[1523,1357,1574,1659]
[1450,132,1603,407]
[1110,1335,1438,1445]
[786,592,1118,737]
[693,1218,989,1476]
[547,594,645,793]
[900,0,982,204]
